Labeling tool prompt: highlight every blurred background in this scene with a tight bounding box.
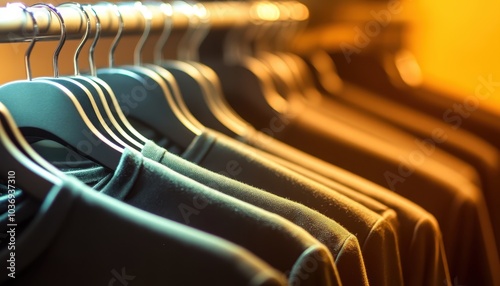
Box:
[408,0,500,114]
[0,0,499,113]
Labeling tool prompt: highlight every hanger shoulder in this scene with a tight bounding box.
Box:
[0,80,122,170]
[84,76,148,146]
[203,58,287,130]
[97,67,198,149]
[0,104,60,201]
[159,61,238,135]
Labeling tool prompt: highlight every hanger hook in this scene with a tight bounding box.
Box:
[154,2,173,65]
[188,3,210,62]
[133,1,152,66]
[30,3,66,78]
[86,4,102,77]
[7,3,39,81]
[278,1,306,52]
[176,1,197,61]
[57,2,91,76]
[29,3,66,78]
[270,2,287,52]
[98,2,124,68]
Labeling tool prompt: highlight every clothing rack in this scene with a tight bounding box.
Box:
[0,1,309,43]
[0,0,407,55]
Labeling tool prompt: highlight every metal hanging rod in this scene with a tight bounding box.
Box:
[0,1,309,43]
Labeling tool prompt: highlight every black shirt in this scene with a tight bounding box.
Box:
[250,102,499,286]
[0,176,287,286]
[254,146,451,286]
[69,149,341,286]
[141,140,369,286]
[177,130,404,286]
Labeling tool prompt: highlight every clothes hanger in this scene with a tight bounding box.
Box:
[131,1,205,135]
[0,103,62,201]
[264,4,434,136]
[146,1,206,132]
[1,97,66,178]
[84,4,148,147]
[31,3,144,165]
[253,2,321,107]
[0,3,122,170]
[149,1,234,136]
[277,2,325,105]
[239,0,305,113]
[256,1,354,117]
[199,1,293,131]
[177,2,254,137]
[250,3,301,102]
[289,6,400,101]
[35,2,129,151]
[58,2,143,151]
[300,49,345,97]
[156,1,245,137]
[0,5,76,177]
[0,4,63,198]
[96,2,201,150]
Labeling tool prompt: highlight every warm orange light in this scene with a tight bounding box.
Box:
[251,2,280,22]
[407,0,500,113]
[394,50,423,87]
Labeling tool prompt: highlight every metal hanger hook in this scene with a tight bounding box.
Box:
[57,2,91,76]
[7,3,39,81]
[29,3,67,78]
[85,4,102,77]
[97,2,124,68]
[132,1,152,66]
[175,1,198,61]
[174,1,210,62]
[188,3,211,62]
[154,2,173,65]
[279,1,308,51]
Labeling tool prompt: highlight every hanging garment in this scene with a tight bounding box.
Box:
[139,141,369,286]
[209,58,498,284]
[146,129,406,286]
[1,1,499,286]
[64,121,404,285]
[70,140,370,286]
[317,80,500,246]
[0,176,287,286]
[265,104,499,286]
[144,137,450,286]
[240,131,451,286]
[63,148,342,286]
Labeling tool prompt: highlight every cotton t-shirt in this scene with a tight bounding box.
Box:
[176,130,404,286]
[203,58,497,284]
[0,176,288,286]
[258,104,499,286]
[321,81,500,248]
[328,58,500,266]
[141,140,369,286]
[68,149,341,286]
[251,143,451,286]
